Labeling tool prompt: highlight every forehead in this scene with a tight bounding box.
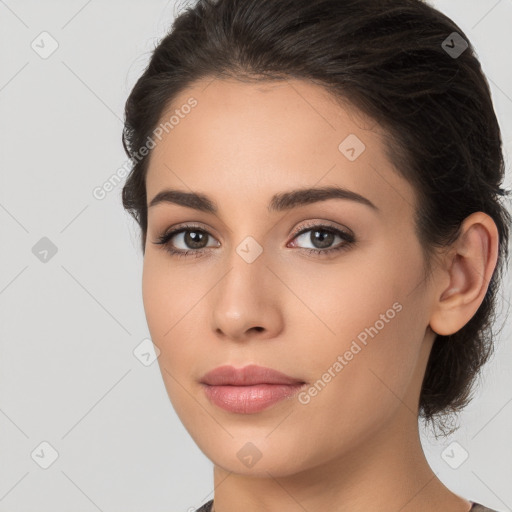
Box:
[145,77,416,219]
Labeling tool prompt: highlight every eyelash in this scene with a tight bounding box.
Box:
[153,222,356,259]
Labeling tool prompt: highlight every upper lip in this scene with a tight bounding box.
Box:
[200,364,305,386]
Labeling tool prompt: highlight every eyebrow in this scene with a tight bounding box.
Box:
[148,185,379,213]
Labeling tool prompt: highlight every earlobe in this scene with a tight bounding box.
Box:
[429,212,499,336]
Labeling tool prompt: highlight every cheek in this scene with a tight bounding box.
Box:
[141,255,207,373]
[141,256,187,368]
[142,258,167,337]
[142,255,196,336]
[286,239,428,394]
[280,248,410,343]
[142,259,200,414]
[284,272,426,457]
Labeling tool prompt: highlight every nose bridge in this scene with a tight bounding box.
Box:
[234,233,266,266]
[219,213,270,274]
[210,230,281,338]
[219,232,268,305]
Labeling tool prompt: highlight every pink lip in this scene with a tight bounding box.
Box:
[200,365,306,414]
[200,364,304,386]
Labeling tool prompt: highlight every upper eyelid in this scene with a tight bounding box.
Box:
[291,220,353,237]
[165,219,349,232]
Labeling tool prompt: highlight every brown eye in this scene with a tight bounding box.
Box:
[289,225,355,256]
[153,224,220,257]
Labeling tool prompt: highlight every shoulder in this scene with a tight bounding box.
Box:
[471,501,503,512]
[194,499,213,512]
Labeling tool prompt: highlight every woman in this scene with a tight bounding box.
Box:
[121,0,511,510]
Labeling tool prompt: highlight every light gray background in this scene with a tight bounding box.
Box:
[0,1,511,511]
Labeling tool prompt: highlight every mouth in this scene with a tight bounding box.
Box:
[200,364,306,414]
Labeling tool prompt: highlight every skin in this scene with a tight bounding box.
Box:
[142,77,499,512]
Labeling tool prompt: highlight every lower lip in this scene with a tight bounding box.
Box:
[201,383,305,414]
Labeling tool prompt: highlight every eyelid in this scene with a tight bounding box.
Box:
[161,221,219,240]
[288,219,354,240]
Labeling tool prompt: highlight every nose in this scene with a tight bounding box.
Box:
[210,251,284,343]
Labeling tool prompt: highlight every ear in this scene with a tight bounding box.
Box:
[429,212,499,336]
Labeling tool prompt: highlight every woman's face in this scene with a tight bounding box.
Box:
[142,77,438,476]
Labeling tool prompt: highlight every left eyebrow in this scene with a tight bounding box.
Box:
[148,185,379,213]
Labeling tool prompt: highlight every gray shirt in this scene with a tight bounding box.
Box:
[194,499,501,511]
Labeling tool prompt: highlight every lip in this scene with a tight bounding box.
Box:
[200,365,306,414]
[200,364,304,386]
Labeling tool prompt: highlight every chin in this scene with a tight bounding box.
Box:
[194,433,316,478]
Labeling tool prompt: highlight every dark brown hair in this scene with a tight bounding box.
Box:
[121,0,511,435]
